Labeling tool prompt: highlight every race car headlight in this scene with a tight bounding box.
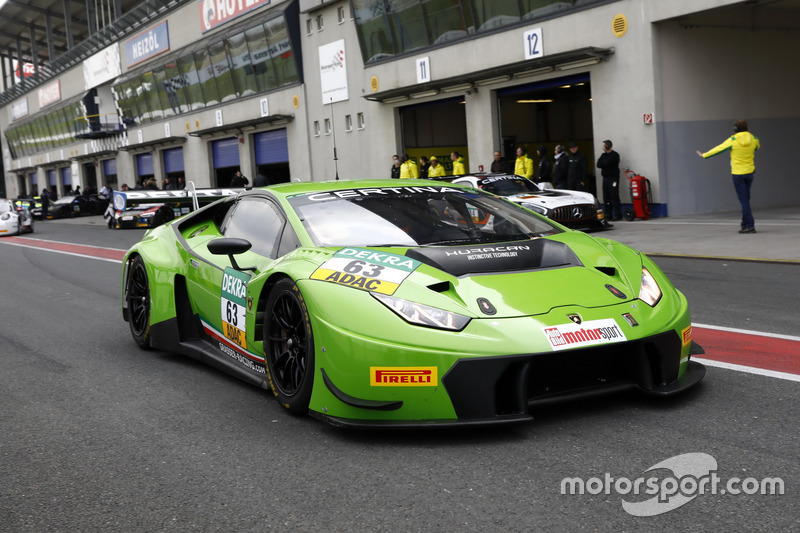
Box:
[0,213,10,221]
[522,202,548,216]
[372,293,471,331]
[639,267,662,307]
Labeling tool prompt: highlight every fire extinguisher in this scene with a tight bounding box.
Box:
[623,169,651,221]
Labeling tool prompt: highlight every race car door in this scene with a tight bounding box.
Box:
[185,196,295,356]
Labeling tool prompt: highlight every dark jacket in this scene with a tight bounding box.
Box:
[597,150,621,179]
[566,150,587,190]
[490,159,509,174]
[552,152,568,187]
[536,154,551,182]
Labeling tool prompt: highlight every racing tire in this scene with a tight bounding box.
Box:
[126,256,153,349]
[151,205,175,228]
[624,209,636,221]
[263,277,315,415]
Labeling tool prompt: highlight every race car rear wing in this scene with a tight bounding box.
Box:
[112,182,246,212]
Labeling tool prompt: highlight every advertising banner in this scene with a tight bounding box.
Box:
[125,21,170,68]
[319,40,348,105]
[200,0,271,33]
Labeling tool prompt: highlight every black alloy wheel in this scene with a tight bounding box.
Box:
[264,277,314,415]
[126,256,152,349]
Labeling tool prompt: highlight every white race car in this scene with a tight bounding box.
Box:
[448,173,609,232]
[0,198,34,236]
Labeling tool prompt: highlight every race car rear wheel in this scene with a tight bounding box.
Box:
[126,256,153,349]
[263,277,314,415]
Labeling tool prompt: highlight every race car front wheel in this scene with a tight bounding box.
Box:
[126,256,152,349]
[263,277,315,415]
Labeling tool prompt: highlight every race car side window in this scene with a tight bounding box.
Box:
[221,197,285,258]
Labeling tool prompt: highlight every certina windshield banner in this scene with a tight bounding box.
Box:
[125,21,170,68]
[319,39,348,104]
[200,0,271,33]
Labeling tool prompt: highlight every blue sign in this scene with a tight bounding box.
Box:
[113,191,127,212]
[125,21,170,68]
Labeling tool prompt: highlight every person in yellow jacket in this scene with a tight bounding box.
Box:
[450,151,466,175]
[399,154,419,179]
[514,146,534,180]
[427,156,446,177]
[697,119,760,233]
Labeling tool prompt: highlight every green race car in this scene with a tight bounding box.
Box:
[122,179,705,427]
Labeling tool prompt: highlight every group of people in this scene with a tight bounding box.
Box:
[392,119,760,234]
[390,152,464,179]
[504,142,623,221]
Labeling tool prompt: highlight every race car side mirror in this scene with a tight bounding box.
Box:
[208,238,256,272]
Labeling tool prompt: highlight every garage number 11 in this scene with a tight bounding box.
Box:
[524,28,544,60]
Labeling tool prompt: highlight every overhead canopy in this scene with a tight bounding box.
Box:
[0,0,185,107]
[364,47,614,104]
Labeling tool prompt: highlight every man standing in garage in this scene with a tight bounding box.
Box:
[566,142,587,191]
[697,119,760,234]
[597,139,622,221]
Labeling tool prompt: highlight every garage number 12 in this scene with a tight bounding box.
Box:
[524,28,544,60]
[221,267,251,349]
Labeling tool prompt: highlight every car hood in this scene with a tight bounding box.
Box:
[506,190,595,208]
[400,234,640,317]
[293,233,644,319]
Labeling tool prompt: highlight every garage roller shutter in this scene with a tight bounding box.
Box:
[163,147,184,173]
[103,158,117,176]
[61,167,71,185]
[137,153,154,176]
[30,172,37,184]
[254,129,289,165]
[212,137,240,169]
[47,169,57,186]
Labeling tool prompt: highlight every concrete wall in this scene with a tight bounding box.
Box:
[654,17,800,214]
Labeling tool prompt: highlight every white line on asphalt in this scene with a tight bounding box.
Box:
[16,237,129,252]
[694,323,800,343]
[693,357,800,383]
[0,241,122,263]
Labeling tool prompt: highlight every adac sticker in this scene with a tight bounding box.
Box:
[220,267,251,349]
[371,367,438,386]
[542,318,627,351]
[310,247,420,295]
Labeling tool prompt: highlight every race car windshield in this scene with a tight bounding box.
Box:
[290,187,561,247]
[480,177,540,196]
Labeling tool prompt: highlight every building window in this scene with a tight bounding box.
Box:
[338,6,346,24]
[324,118,331,135]
[306,19,313,35]
[357,112,365,130]
[345,114,353,132]
[316,14,324,31]
[313,121,320,136]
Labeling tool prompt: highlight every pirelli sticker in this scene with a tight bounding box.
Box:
[371,367,438,386]
[542,318,627,351]
[221,267,250,349]
[682,325,692,346]
[310,247,421,295]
